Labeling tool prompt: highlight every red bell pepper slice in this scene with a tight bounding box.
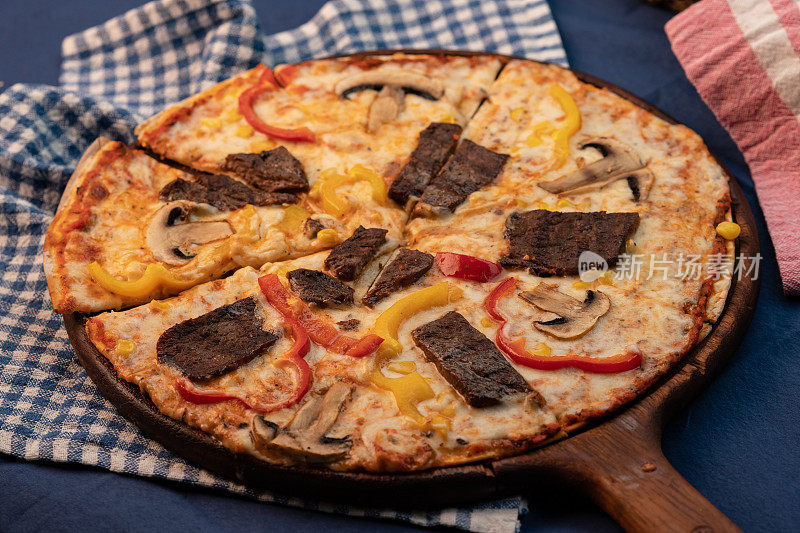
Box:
[274,64,300,87]
[238,65,315,143]
[268,317,311,408]
[175,378,244,406]
[435,252,502,282]
[174,317,313,412]
[258,274,383,357]
[484,277,642,373]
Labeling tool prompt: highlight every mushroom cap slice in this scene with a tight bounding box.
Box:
[367,85,405,132]
[146,201,233,265]
[251,383,353,463]
[519,284,611,339]
[624,168,655,202]
[538,137,654,201]
[334,69,444,100]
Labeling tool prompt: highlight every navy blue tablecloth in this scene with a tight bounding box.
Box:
[1,1,798,531]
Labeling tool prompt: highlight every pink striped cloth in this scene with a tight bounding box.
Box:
[666,0,800,295]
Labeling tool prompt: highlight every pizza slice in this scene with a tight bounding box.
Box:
[135,54,501,230]
[400,59,734,425]
[135,54,502,178]
[44,138,402,313]
[86,243,561,471]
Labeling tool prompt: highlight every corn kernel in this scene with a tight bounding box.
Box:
[439,403,456,417]
[249,140,273,152]
[572,280,593,290]
[537,202,553,211]
[116,340,136,356]
[440,114,459,124]
[447,285,463,302]
[526,121,556,147]
[509,107,525,122]
[320,167,340,180]
[436,391,455,403]
[480,317,494,328]
[150,301,171,312]
[531,342,552,356]
[556,198,572,208]
[274,265,292,279]
[426,415,450,439]
[316,228,339,247]
[716,221,741,240]
[202,117,222,130]
[597,270,615,286]
[235,125,254,138]
[223,108,242,123]
[387,361,416,374]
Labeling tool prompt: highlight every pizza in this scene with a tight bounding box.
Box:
[44,53,737,473]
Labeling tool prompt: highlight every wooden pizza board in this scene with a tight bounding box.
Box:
[63,51,759,532]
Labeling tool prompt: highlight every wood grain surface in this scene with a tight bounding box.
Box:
[63,51,759,532]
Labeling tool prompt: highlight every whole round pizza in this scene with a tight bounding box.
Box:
[44,52,736,473]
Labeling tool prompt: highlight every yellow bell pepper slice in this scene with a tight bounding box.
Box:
[387,361,417,374]
[526,84,582,171]
[276,205,311,233]
[318,165,388,216]
[370,282,462,423]
[509,107,525,122]
[87,262,196,299]
[375,371,435,425]
[525,121,556,147]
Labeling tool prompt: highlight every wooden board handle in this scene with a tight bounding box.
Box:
[581,446,741,533]
[496,412,743,533]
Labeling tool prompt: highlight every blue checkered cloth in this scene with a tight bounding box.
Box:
[0,1,566,531]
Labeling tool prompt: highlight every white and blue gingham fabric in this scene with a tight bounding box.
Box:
[0,1,566,531]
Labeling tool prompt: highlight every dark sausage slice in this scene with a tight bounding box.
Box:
[157,296,278,381]
[500,210,639,276]
[412,311,531,407]
[362,248,433,308]
[417,139,508,212]
[159,174,297,210]
[324,226,388,281]
[158,178,209,205]
[287,268,354,308]
[336,319,361,331]
[222,146,309,193]
[388,122,462,205]
[195,174,297,207]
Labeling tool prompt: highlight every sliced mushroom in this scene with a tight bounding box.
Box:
[302,217,326,239]
[519,284,611,339]
[251,383,353,463]
[367,85,405,132]
[302,214,342,239]
[334,69,444,132]
[146,201,233,265]
[538,137,654,201]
